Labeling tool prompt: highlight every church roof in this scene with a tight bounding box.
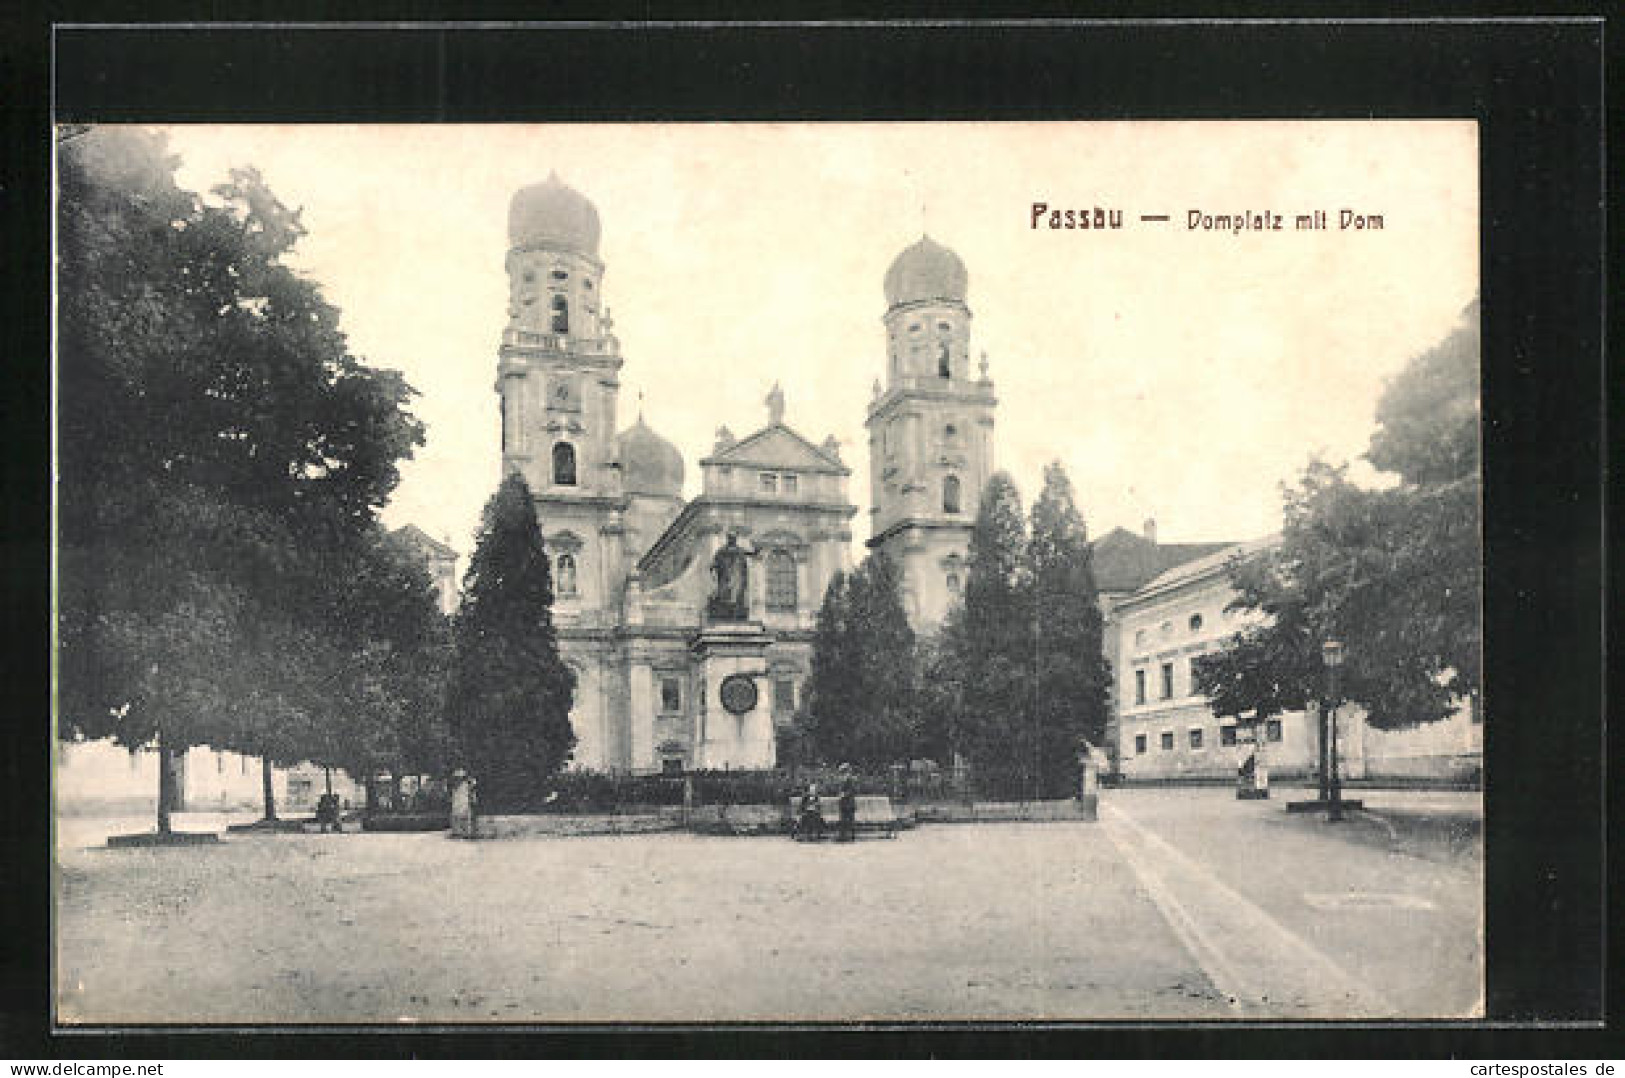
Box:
[508,172,601,256]
[617,416,685,498]
[388,524,458,562]
[1090,527,1234,595]
[884,235,969,309]
[701,422,849,475]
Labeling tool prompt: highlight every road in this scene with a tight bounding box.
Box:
[54,787,1481,1024]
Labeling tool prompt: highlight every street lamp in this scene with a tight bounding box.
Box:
[1321,639,1345,821]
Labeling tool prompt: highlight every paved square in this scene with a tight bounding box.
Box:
[55,788,1482,1024]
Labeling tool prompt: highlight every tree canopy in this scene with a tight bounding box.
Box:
[789,553,918,769]
[1028,463,1112,770]
[56,126,430,827]
[1195,301,1482,730]
[446,471,576,810]
[948,472,1042,796]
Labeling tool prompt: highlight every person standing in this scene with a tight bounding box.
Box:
[836,781,857,843]
[450,769,478,839]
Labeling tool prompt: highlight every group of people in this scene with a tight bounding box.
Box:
[795,780,858,842]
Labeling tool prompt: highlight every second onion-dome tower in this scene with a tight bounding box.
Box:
[865,235,998,630]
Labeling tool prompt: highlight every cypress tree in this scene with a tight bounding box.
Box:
[791,570,850,765]
[1028,462,1111,795]
[845,552,917,767]
[954,472,1037,798]
[446,472,576,810]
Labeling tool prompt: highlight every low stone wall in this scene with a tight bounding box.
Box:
[910,799,1098,825]
[686,804,787,836]
[475,811,683,839]
[911,797,1098,824]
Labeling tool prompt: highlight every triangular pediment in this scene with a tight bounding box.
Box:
[702,423,847,474]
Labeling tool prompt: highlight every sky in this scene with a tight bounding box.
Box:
[154,122,1478,560]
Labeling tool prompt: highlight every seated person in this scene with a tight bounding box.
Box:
[796,784,825,840]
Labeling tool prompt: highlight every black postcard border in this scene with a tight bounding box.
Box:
[4,12,1612,1060]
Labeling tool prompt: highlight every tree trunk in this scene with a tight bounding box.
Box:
[261,755,277,821]
[156,727,176,835]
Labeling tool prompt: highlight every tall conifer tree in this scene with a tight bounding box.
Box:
[845,553,917,766]
[954,472,1037,797]
[793,570,852,765]
[1029,462,1111,794]
[446,472,576,809]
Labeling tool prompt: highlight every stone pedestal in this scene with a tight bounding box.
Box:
[690,622,776,770]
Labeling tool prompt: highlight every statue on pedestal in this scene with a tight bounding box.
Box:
[707,533,750,622]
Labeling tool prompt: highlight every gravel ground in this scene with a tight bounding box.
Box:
[56,819,1226,1024]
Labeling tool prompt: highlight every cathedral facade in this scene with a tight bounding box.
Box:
[493,175,994,774]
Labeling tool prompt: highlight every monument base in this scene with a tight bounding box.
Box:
[691,620,776,771]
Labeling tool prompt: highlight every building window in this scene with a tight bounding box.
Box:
[938,341,951,379]
[550,294,569,334]
[1135,734,1147,755]
[946,572,961,596]
[1134,669,1147,705]
[1189,613,1204,632]
[1221,725,1238,747]
[1189,728,1204,750]
[241,755,248,776]
[773,677,796,714]
[760,472,778,493]
[1160,731,1174,752]
[659,677,682,714]
[1134,629,1146,648]
[1266,719,1283,743]
[1161,620,1173,637]
[662,757,683,776]
[552,442,577,486]
[943,475,962,514]
[1160,662,1174,700]
[783,474,798,495]
[766,551,797,611]
[555,553,578,597]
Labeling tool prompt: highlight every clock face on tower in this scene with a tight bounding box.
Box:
[548,375,581,412]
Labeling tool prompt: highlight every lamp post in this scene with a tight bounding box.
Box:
[1321,639,1345,821]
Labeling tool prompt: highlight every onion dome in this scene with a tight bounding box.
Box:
[883,235,968,309]
[617,417,685,498]
[508,172,601,256]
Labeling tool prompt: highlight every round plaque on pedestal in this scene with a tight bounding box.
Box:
[719,674,758,715]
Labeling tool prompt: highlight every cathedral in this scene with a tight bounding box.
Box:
[494,174,997,774]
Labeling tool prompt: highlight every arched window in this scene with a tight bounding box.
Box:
[550,294,569,335]
[766,551,797,611]
[552,441,577,486]
[556,553,578,597]
[937,341,951,379]
[943,474,962,514]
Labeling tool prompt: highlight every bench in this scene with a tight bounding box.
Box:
[788,794,899,840]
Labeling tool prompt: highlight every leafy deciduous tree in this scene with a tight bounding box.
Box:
[56,126,427,830]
